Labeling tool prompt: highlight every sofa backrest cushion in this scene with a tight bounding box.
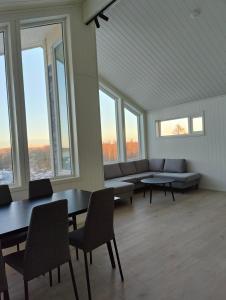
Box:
[135,159,149,173]
[119,162,136,176]
[149,159,165,172]
[104,163,122,180]
[164,159,187,173]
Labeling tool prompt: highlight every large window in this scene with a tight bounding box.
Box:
[0,30,14,184]
[0,18,77,187]
[156,114,204,137]
[124,107,140,160]
[20,23,73,181]
[99,88,144,163]
[99,89,118,162]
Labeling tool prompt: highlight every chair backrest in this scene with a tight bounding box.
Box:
[83,188,114,251]
[0,250,8,293]
[24,200,70,281]
[29,179,53,200]
[0,185,12,206]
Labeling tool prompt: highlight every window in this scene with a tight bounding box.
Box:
[99,89,119,162]
[0,30,14,185]
[156,114,204,137]
[99,87,144,163]
[159,118,189,137]
[20,23,73,180]
[124,107,140,160]
[191,116,203,133]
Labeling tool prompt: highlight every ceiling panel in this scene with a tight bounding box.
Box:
[96,0,226,110]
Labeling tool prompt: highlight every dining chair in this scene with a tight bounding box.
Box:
[0,251,10,300]
[69,188,124,300]
[29,179,79,272]
[4,200,79,300]
[0,185,27,252]
[29,179,53,200]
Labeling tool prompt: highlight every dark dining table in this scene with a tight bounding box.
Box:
[0,189,91,240]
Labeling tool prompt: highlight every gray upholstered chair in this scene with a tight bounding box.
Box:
[0,185,27,251]
[4,200,79,300]
[29,179,79,266]
[69,188,124,300]
[0,251,10,300]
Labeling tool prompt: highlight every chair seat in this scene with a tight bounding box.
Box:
[1,231,27,249]
[4,250,25,275]
[69,228,85,249]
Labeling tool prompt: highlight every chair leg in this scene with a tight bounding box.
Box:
[72,216,79,261]
[17,244,19,251]
[57,266,61,283]
[83,251,92,300]
[89,252,92,265]
[49,271,53,287]
[112,237,124,282]
[3,290,10,300]
[106,241,116,269]
[130,196,133,204]
[24,280,29,300]
[68,260,79,300]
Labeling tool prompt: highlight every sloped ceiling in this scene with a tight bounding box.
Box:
[96,0,226,111]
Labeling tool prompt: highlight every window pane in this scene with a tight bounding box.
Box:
[21,23,73,180]
[0,31,14,185]
[124,108,140,160]
[160,118,189,136]
[192,116,203,132]
[99,90,118,162]
[54,42,72,176]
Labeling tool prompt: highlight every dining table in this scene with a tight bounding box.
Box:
[0,188,91,241]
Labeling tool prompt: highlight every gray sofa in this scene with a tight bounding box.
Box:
[104,158,201,200]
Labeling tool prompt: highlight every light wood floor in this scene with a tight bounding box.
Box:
[5,189,226,300]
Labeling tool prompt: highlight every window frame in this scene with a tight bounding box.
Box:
[20,19,77,181]
[99,86,121,164]
[0,25,21,187]
[123,103,142,161]
[99,84,145,164]
[156,113,205,138]
[0,15,79,190]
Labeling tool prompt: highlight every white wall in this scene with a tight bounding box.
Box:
[147,95,226,191]
[0,4,104,199]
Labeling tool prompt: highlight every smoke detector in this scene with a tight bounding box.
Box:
[190,8,201,19]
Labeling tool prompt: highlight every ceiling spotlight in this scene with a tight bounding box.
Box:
[99,12,109,22]
[190,8,201,19]
[94,17,100,28]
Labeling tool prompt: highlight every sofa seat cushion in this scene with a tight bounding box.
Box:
[164,159,187,173]
[149,159,165,172]
[104,163,122,180]
[104,180,134,195]
[154,172,201,183]
[113,172,156,183]
[135,159,149,173]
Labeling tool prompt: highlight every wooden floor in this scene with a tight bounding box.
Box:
[5,189,226,300]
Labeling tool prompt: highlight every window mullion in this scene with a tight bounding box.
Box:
[10,20,30,188]
[117,98,126,162]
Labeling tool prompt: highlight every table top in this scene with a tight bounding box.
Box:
[141,177,175,184]
[0,189,91,238]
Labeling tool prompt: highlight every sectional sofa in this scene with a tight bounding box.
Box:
[104,158,201,201]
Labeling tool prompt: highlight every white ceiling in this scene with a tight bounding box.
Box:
[96,0,226,111]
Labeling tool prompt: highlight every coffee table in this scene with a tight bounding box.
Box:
[141,177,175,204]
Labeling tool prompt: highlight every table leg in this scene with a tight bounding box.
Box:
[150,186,152,205]
[170,183,175,202]
[72,215,79,260]
[164,184,166,196]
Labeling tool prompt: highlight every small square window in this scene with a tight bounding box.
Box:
[192,116,203,133]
